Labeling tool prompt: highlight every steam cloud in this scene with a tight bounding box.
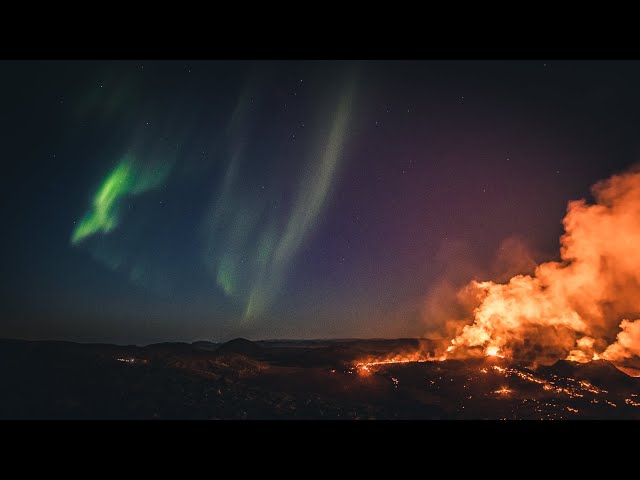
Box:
[440,166,640,367]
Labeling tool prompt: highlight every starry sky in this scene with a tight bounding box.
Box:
[2,60,639,345]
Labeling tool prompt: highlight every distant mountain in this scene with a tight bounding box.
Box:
[146,342,193,348]
[144,342,196,355]
[192,341,219,351]
[215,338,264,358]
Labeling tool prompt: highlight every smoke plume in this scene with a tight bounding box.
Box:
[440,166,640,367]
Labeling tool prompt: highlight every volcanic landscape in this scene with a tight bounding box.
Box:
[2,337,638,420]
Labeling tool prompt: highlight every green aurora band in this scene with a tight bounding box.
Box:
[206,76,357,321]
[71,153,171,244]
[70,71,357,327]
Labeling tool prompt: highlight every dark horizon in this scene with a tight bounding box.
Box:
[0,334,427,347]
[3,60,639,345]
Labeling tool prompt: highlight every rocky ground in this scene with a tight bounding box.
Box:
[0,337,638,419]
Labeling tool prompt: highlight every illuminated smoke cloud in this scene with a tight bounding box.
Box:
[441,166,640,366]
[602,319,640,362]
[422,236,538,342]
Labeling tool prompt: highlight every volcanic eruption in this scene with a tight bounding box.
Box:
[441,166,640,370]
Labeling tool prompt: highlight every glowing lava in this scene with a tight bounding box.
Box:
[352,352,436,374]
[485,346,505,358]
[486,346,499,356]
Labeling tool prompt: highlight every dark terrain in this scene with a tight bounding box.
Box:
[1,337,639,419]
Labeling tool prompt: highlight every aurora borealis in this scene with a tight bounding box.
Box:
[3,60,640,345]
[67,65,358,324]
[71,153,173,244]
[204,74,356,320]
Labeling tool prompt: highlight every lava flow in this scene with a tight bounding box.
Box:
[352,339,506,375]
[353,352,434,375]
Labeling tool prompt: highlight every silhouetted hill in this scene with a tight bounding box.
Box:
[540,359,635,389]
[192,341,219,351]
[215,338,264,358]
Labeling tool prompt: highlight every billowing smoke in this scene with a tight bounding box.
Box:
[439,166,640,367]
[422,241,482,341]
[422,236,538,342]
[602,319,640,362]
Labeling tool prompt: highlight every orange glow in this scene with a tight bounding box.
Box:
[615,365,640,377]
[494,386,511,395]
[437,168,640,367]
[485,346,504,358]
[353,351,435,374]
[485,346,499,356]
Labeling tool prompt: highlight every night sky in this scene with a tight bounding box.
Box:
[2,60,639,345]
